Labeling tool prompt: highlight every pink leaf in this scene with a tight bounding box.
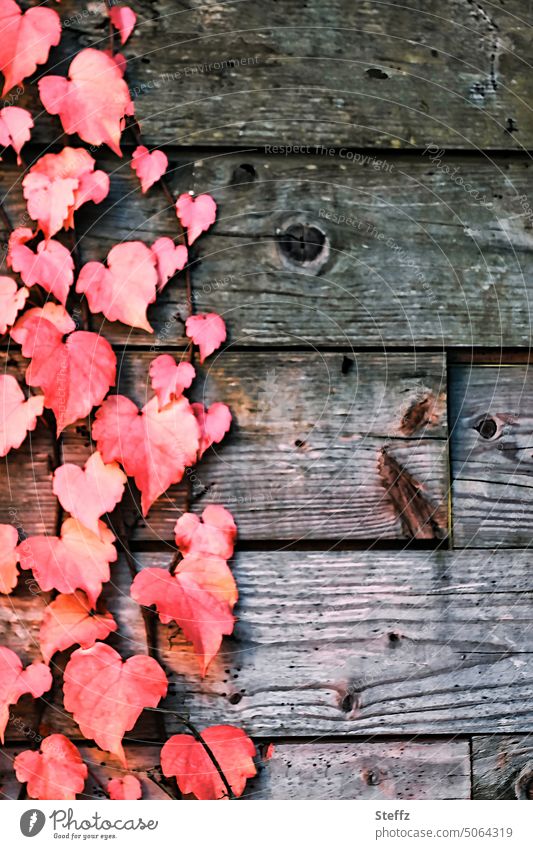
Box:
[53,451,127,536]
[149,355,195,409]
[11,308,116,433]
[151,237,187,290]
[0,276,28,333]
[185,313,226,362]
[8,228,74,304]
[0,106,33,163]
[15,734,88,800]
[192,401,232,457]
[93,394,200,515]
[0,646,52,742]
[39,591,117,664]
[131,145,168,193]
[22,147,110,240]
[63,643,168,766]
[76,241,158,332]
[0,524,19,594]
[176,193,217,244]
[109,5,137,45]
[108,774,142,800]
[174,504,237,561]
[39,48,134,157]
[0,374,44,457]
[0,0,61,95]
[18,519,117,608]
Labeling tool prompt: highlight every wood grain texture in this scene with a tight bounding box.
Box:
[0,351,448,541]
[450,364,533,547]
[20,0,533,150]
[472,736,533,799]
[143,549,533,736]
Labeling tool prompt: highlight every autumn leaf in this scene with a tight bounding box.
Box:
[0,276,28,334]
[53,451,127,536]
[39,48,134,156]
[39,591,117,665]
[0,524,19,594]
[0,0,61,95]
[0,106,33,163]
[131,145,168,193]
[131,558,236,675]
[22,147,110,241]
[192,402,232,457]
[0,374,44,457]
[14,734,88,800]
[174,505,237,561]
[108,774,142,800]
[19,519,117,608]
[63,643,168,766]
[11,306,116,433]
[149,355,195,409]
[161,725,256,799]
[93,394,200,515]
[0,646,52,742]
[176,193,217,244]
[185,313,226,362]
[109,6,137,45]
[8,228,74,305]
[151,237,187,290]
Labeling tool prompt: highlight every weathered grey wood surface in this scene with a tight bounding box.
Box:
[450,364,533,547]
[20,0,533,150]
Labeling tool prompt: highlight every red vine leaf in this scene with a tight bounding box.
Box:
[185,313,226,362]
[0,106,33,163]
[0,276,28,333]
[22,147,110,240]
[93,394,200,515]
[63,642,168,766]
[0,646,52,742]
[8,228,74,305]
[53,451,127,536]
[39,591,117,664]
[108,774,142,800]
[14,734,88,800]
[131,558,236,675]
[192,402,232,457]
[176,193,217,244]
[0,373,44,457]
[109,6,137,45]
[149,355,195,409]
[38,49,134,156]
[19,519,117,608]
[0,524,19,594]
[11,306,116,433]
[174,505,237,561]
[151,237,188,290]
[161,725,256,799]
[131,145,168,193]
[0,0,61,95]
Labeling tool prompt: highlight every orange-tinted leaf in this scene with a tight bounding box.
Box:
[14,734,87,800]
[53,451,127,536]
[161,725,256,799]
[0,373,44,457]
[63,643,167,766]
[39,591,117,664]
[0,646,52,742]
[0,0,61,95]
[0,524,19,594]
[108,774,142,800]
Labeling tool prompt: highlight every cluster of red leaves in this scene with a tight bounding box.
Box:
[0,0,257,802]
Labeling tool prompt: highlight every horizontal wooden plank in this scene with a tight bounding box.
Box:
[0,739,470,800]
[450,365,533,547]
[472,735,533,799]
[0,351,448,541]
[22,0,533,150]
[148,549,533,736]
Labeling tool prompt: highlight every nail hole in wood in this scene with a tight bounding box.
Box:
[366,68,389,79]
[388,631,400,644]
[340,692,355,713]
[342,355,354,375]
[228,693,242,705]
[474,417,497,439]
[294,439,306,448]
[277,223,326,264]
[231,163,257,185]
[364,769,381,786]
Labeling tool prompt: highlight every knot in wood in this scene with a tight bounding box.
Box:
[277,223,327,264]
[474,416,497,439]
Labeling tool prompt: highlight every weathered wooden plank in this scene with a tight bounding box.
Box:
[150,549,533,735]
[472,736,533,799]
[20,0,533,150]
[246,740,470,800]
[450,365,533,547]
[0,351,448,541]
